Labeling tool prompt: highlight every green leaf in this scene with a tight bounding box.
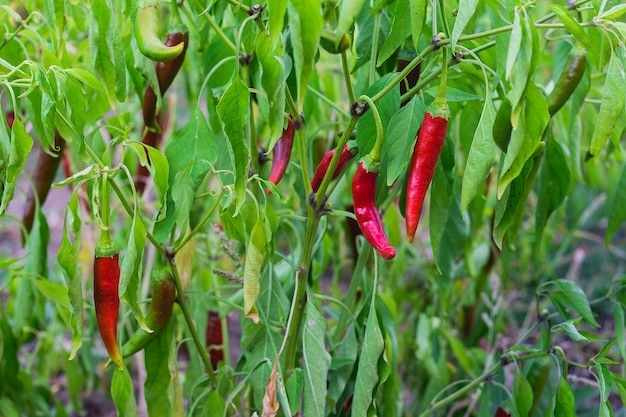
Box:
[33,279,74,336]
[606,161,626,244]
[615,304,625,361]
[256,31,286,146]
[409,0,427,52]
[386,97,426,186]
[596,362,612,403]
[327,325,358,411]
[598,3,626,19]
[111,368,138,417]
[0,116,33,217]
[450,0,479,51]
[352,298,385,416]
[145,319,175,417]
[268,0,288,45]
[552,319,588,342]
[302,301,331,417]
[614,374,626,408]
[288,0,323,105]
[552,279,600,327]
[377,0,411,66]
[217,75,250,214]
[514,367,534,417]
[535,135,571,242]
[554,377,576,417]
[498,83,549,198]
[244,219,267,322]
[461,94,496,212]
[590,53,626,155]
[336,0,366,41]
[549,5,591,51]
[127,142,169,220]
[119,200,147,331]
[57,192,83,359]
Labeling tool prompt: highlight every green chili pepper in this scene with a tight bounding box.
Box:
[548,46,587,116]
[133,0,185,62]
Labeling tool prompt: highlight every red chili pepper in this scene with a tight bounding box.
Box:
[494,407,512,417]
[352,161,396,260]
[205,310,224,370]
[405,111,448,243]
[94,248,123,369]
[142,31,188,129]
[6,111,15,129]
[267,119,296,194]
[311,142,357,193]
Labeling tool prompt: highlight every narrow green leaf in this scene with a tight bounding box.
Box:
[552,320,589,342]
[461,94,496,212]
[506,9,523,80]
[352,298,385,416]
[327,326,358,411]
[256,32,286,146]
[535,135,571,242]
[217,75,250,214]
[386,97,426,186]
[514,367,534,417]
[0,116,32,216]
[268,0,288,45]
[615,304,625,361]
[450,0,479,51]
[606,161,626,244]
[377,0,411,66]
[554,377,576,417]
[553,279,600,327]
[244,219,267,322]
[598,3,626,19]
[57,192,83,359]
[596,362,612,403]
[145,319,175,417]
[302,302,331,417]
[590,54,626,155]
[549,5,591,50]
[288,0,323,105]
[409,0,427,52]
[33,279,74,336]
[111,368,138,417]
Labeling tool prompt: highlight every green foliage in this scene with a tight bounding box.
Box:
[1,0,626,416]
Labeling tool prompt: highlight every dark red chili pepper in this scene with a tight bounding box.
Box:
[135,111,168,193]
[205,310,224,370]
[352,161,396,260]
[266,119,296,194]
[494,407,512,417]
[6,111,15,129]
[405,111,448,243]
[311,142,357,193]
[94,246,123,369]
[142,31,189,129]
[22,130,65,234]
[547,46,587,116]
[121,269,176,358]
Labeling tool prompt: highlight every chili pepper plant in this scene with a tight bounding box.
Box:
[1,1,626,416]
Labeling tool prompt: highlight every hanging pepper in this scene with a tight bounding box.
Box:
[205,310,224,370]
[142,30,189,129]
[492,97,512,152]
[352,161,396,260]
[547,45,587,116]
[134,0,185,62]
[121,268,176,358]
[311,141,358,193]
[94,175,123,369]
[22,130,66,234]
[266,118,296,194]
[6,111,14,129]
[405,47,450,243]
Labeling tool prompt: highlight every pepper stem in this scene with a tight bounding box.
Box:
[432,46,450,119]
[359,95,384,170]
[99,172,113,250]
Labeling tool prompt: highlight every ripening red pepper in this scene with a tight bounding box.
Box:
[6,111,15,129]
[142,31,188,129]
[267,119,296,194]
[121,269,176,358]
[205,310,224,370]
[94,247,123,369]
[405,111,448,243]
[311,142,357,193]
[352,161,396,260]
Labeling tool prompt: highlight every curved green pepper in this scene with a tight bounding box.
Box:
[133,0,185,62]
[548,46,587,116]
[492,98,512,153]
[121,268,176,358]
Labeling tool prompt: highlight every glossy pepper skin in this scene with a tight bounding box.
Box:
[23,131,65,233]
[134,0,185,62]
[352,162,396,260]
[492,98,513,152]
[405,112,448,243]
[205,310,224,370]
[548,47,587,116]
[267,119,296,194]
[94,250,123,369]
[142,31,188,129]
[121,272,176,358]
[311,143,357,193]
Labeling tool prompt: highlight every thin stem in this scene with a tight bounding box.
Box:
[285,87,313,198]
[308,87,351,117]
[436,47,448,101]
[359,95,383,162]
[175,189,225,251]
[99,173,112,245]
[369,12,381,85]
[194,0,237,53]
[169,255,218,386]
[341,49,356,105]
